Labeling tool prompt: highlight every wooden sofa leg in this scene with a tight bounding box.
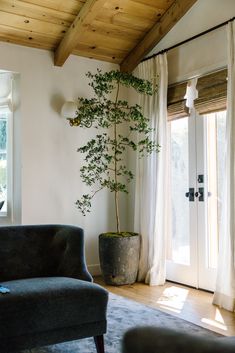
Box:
[94,335,105,353]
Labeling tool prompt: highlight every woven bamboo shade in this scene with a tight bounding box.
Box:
[194,69,227,115]
[167,81,189,121]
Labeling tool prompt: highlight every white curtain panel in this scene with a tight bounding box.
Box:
[134,54,168,285]
[213,21,235,312]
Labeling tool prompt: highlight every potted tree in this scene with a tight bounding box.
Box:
[68,69,159,285]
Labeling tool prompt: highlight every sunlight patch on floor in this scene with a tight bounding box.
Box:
[215,308,225,324]
[156,286,189,312]
[158,304,181,314]
[201,308,228,332]
[201,318,228,331]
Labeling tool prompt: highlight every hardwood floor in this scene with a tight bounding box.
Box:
[95,277,235,336]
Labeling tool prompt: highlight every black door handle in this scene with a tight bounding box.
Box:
[195,188,204,201]
[185,188,195,202]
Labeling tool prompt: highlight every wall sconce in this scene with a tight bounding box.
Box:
[61,101,77,119]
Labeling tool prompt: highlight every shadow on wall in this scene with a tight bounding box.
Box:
[50,94,65,115]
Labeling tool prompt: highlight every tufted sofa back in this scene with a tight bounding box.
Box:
[0,224,92,282]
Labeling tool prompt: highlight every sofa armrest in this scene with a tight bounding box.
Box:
[122,327,235,353]
[52,225,93,282]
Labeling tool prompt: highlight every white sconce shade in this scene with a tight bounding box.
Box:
[61,101,77,118]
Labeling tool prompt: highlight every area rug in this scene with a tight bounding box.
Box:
[24,292,220,353]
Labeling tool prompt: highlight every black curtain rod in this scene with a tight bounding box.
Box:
[141,16,235,63]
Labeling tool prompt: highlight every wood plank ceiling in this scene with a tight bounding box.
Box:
[0,0,197,71]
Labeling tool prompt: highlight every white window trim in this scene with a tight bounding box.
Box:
[0,72,21,225]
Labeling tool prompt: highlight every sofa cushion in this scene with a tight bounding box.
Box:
[0,277,108,339]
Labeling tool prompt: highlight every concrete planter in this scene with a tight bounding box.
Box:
[99,232,140,286]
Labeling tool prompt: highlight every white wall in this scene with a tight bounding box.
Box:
[0,42,123,274]
[148,0,235,84]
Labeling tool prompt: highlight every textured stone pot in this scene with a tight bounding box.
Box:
[99,232,140,286]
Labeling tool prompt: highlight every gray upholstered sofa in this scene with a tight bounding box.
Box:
[0,224,108,353]
[122,326,235,353]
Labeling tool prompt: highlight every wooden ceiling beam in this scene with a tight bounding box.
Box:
[54,0,107,66]
[120,0,198,73]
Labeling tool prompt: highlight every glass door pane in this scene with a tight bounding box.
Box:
[197,110,226,291]
[169,118,190,265]
[167,114,197,288]
[205,111,226,269]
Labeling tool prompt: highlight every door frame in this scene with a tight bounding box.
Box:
[166,109,222,291]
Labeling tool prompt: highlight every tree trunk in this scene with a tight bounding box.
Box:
[114,81,120,233]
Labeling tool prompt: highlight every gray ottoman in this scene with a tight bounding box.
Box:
[122,326,235,353]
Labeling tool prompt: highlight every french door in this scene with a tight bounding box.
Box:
[166,110,226,291]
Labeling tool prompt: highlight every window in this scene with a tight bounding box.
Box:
[0,106,8,214]
[0,72,18,224]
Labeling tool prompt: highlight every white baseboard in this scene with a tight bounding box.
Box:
[88,264,101,276]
